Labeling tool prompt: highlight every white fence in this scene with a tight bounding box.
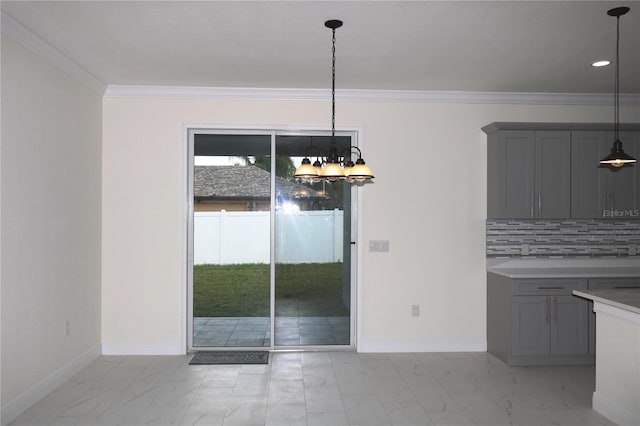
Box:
[194,210,344,265]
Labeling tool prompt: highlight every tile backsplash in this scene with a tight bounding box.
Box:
[487,219,640,257]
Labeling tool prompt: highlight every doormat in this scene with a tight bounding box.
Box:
[189,351,269,365]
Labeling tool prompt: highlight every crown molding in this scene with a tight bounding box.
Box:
[104,85,640,106]
[1,10,106,95]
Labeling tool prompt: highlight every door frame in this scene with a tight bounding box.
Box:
[182,124,364,352]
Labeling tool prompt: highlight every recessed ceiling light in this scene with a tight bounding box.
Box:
[592,60,611,67]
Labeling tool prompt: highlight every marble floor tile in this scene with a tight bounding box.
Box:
[264,402,307,426]
[232,373,270,397]
[180,410,226,426]
[6,352,614,426]
[222,396,267,426]
[304,385,345,413]
[306,411,351,426]
[267,379,305,404]
[382,400,432,426]
[342,393,392,426]
[49,416,99,426]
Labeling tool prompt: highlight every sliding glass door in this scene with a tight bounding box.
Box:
[190,132,272,348]
[187,129,355,351]
[274,135,352,347]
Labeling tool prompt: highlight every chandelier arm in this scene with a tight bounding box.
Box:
[339,146,363,161]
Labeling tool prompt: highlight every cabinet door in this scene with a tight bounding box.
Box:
[571,131,609,218]
[512,296,549,356]
[495,131,535,218]
[535,131,571,218]
[549,295,588,356]
[607,132,640,215]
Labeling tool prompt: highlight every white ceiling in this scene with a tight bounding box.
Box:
[2,1,639,93]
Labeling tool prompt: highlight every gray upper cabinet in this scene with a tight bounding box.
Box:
[536,132,572,218]
[485,122,640,219]
[571,131,608,218]
[612,131,640,214]
[571,130,640,218]
[486,129,570,218]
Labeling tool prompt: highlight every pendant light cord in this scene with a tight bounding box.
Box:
[614,14,620,142]
[331,27,336,143]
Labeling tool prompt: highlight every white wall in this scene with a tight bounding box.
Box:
[1,35,102,422]
[102,92,631,354]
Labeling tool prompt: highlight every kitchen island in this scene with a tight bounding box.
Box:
[572,288,640,426]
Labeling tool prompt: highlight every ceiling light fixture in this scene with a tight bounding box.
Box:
[294,19,374,184]
[591,60,610,67]
[599,6,636,168]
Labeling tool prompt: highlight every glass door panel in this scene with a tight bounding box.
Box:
[273,135,352,347]
[191,133,272,348]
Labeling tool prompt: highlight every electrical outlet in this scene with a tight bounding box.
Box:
[630,244,637,256]
[411,305,420,317]
[521,244,530,256]
[65,321,70,337]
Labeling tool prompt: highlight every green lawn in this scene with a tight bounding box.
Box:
[193,263,349,317]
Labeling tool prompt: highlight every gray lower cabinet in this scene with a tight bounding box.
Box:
[511,295,549,356]
[488,273,591,365]
[586,277,640,355]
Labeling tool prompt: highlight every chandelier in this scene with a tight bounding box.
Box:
[294,19,374,184]
[599,6,636,168]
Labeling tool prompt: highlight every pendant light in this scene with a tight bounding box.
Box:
[599,6,636,168]
[294,20,374,184]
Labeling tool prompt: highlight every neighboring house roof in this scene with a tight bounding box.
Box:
[194,165,327,200]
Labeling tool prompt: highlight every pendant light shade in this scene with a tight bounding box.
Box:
[347,159,374,183]
[294,19,374,184]
[600,140,636,168]
[294,158,321,179]
[320,162,345,181]
[599,6,636,168]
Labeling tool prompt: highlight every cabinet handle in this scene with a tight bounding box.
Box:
[614,286,638,289]
[531,193,534,217]
[537,193,541,215]
[612,194,615,211]
[537,286,563,290]
[545,297,550,324]
[553,297,558,323]
[610,194,614,211]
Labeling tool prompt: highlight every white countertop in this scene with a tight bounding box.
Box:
[573,288,640,314]
[487,257,640,279]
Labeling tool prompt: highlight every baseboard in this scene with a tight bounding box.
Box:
[507,354,594,366]
[1,343,101,426]
[593,392,640,426]
[358,338,487,353]
[101,342,185,355]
